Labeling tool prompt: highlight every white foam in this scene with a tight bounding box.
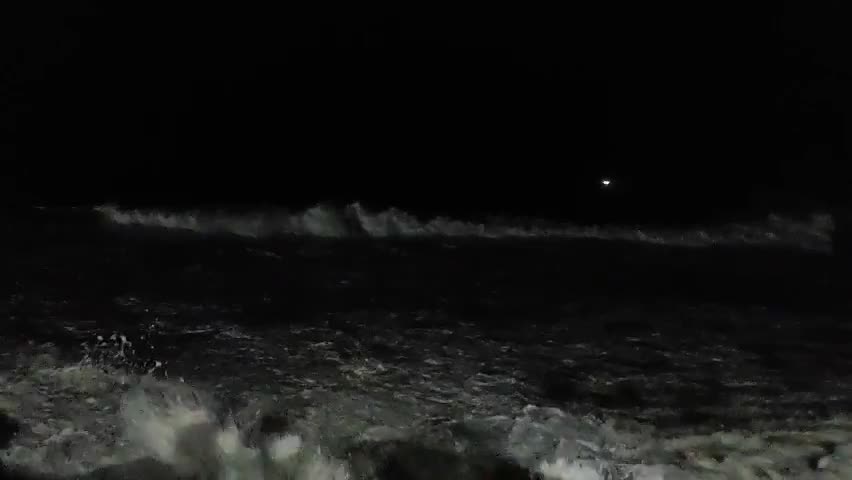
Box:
[120,383,217,471]
[1,348,354,479]
[497,405,852,480]
[538,459,668,480]
[119,381,352,479]
[94,203,833,250]
[4,349,852,480]
[538,458,609,480]
[267,434,303,462]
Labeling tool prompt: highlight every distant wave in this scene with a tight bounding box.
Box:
[93,204,833,251]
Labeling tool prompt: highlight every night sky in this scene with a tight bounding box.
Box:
[2,2,851,222]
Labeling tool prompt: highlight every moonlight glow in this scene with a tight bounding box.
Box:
[601,179,612,187]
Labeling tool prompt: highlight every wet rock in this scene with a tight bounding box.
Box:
[807,453,832,471]
[258,414,290,436]
[240,410,292,448]
[0,414,22,480]
[349,440,541,480]
[0,413,18,448]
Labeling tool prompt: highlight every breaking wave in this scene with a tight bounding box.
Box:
[3,354,852,480]
[93,203,833,251]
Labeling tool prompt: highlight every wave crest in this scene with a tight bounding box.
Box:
[93,203,833,250]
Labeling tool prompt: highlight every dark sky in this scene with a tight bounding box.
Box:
[2,2,851,221]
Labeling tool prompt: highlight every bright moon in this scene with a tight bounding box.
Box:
[601,178,611,187]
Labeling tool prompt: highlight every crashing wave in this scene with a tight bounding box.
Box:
[93,203,833,250]
[3,346,852,480]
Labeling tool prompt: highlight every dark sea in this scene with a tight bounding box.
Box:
[1,205,850,479]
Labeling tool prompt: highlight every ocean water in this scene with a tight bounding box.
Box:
[1,206,850,479]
